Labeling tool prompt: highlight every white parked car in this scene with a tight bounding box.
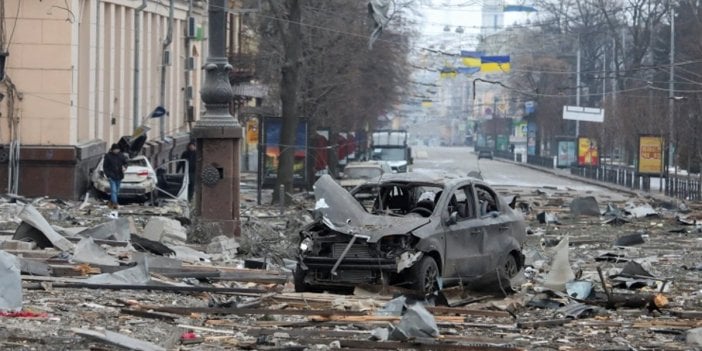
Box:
[91,155,158,201]
[339,161,392,190]
[91,134,189,203]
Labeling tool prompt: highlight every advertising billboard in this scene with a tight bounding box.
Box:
[557,139,577,168]
[261,117,308,188]
[578,137,599,166]
[638,135,664,175]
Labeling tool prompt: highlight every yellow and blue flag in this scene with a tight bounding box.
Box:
[480,55,511,73]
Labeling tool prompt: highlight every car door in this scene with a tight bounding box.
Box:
[442,183,487,280]
[474,184,514,270]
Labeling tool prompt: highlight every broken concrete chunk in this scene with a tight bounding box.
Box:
[614,232,646,247]
[14,204,75,252]
[77,217,131,242]
[206,235,240,257]
[543,237,575,291]
[72,328,166,351]
[0,250,22,312]
[624,202,659,218]
[389,303,439,341]
[570,196,600,217]
[141,217,187,244]
[73,237,120,266]
[0,239,36,251]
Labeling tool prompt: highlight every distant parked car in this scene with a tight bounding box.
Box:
[338,161,392,190]
[478,149,494,160]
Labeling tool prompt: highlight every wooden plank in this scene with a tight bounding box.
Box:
[427,306,512,318]
[25,282,267,294]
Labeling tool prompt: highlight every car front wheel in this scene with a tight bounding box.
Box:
[411,256,439,297]
[501,253,519,279]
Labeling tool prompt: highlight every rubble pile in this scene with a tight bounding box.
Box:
[0,184,700,350]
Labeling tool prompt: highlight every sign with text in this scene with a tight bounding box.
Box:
[578,137,599,166]
[563,106,604,123]
[638,135,664,175]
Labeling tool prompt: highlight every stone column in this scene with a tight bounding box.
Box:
[192,0,242,236]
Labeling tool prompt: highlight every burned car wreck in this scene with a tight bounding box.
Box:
[295,174,527,296]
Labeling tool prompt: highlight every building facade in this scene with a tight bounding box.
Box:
[0,0,212,199]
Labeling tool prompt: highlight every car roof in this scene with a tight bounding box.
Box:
[362,171,484,188]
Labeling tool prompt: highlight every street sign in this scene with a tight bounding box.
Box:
[563,106,604,123]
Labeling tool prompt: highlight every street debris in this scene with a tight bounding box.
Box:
[0,250,22,311]
[570,196,600,217]
[0,174,699,350]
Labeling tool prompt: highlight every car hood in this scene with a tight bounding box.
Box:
[313,175,430,243]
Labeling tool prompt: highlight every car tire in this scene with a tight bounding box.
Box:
[411,256,439,297]
[500,253,519,279]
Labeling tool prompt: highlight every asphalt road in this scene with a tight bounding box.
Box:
[412,146,625,197]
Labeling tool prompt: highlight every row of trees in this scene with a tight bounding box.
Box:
[240,0,414,199]
[506,0,702,172]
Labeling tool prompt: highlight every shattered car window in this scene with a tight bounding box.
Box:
[475,184,499,216]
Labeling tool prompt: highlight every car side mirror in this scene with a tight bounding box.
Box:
[447,211,458,225]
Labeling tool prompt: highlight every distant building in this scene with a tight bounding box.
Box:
[481,0,504,37]
[0,0,256,199]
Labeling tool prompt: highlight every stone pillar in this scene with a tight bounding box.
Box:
[192,0,242,236]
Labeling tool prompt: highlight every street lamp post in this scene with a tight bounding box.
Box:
[192,0,243,236]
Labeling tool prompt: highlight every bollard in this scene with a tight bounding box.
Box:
[279,184,285,215]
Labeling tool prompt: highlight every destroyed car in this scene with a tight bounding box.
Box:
[339,161,392,190]
[91,135,189,202]
[295,174,527,296]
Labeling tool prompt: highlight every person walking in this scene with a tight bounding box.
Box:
[103,143,128,209]
[178,142,197,199]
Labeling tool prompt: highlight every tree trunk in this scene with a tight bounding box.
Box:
[273,0,303,204]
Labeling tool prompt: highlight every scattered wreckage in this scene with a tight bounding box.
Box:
[295,174,527,296]
[90,134,189,203]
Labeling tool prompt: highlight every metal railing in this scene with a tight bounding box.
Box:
[492,150,702,201]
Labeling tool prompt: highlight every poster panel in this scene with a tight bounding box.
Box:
[638,135,663,175]
[578,137,599,166]
[262,117,308,187]
[557,139,576,168]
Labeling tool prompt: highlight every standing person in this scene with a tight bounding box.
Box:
[103,143,128,209]
[178,142,197,199]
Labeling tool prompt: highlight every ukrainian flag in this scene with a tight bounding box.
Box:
[440,68,457,79]
[460,50,483,68]
[480,55,511,73]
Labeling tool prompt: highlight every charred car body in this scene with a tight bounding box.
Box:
[295,174,527,296]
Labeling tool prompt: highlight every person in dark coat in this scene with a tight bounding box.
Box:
[103,143,128,209]
[178,142,197,199]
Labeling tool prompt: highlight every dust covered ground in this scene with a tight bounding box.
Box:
[0,177,701,350]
